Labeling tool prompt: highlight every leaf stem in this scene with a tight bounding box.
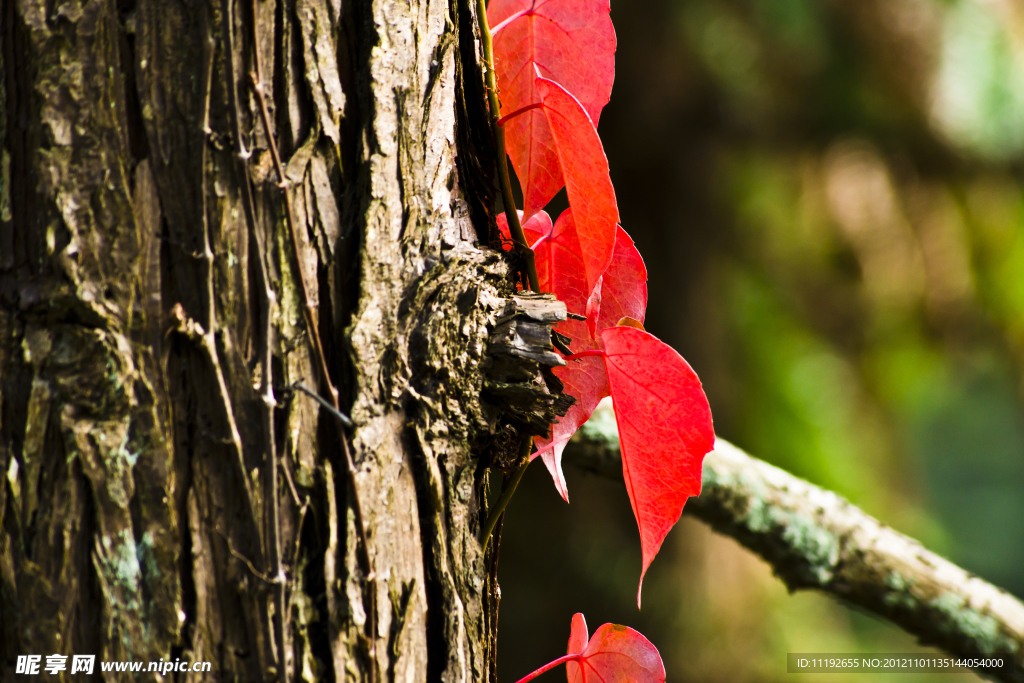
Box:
[510,654,582,683]
[476,0,541,292]
[497,102,544,128]
[563,349,606,361]
[481,437,534,552]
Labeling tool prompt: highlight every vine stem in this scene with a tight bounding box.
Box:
[497,102,544,128]
[511,654,582,683]
[481,438,535,552]
[475,0,541,292]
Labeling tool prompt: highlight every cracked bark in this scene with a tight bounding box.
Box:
[0,0,559,680]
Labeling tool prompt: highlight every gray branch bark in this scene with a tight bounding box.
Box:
[565,401,1024,683]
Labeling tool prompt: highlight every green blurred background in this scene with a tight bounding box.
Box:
[495,0,1024,681]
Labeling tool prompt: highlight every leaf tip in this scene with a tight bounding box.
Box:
[568,613,588,653]
[540,446,571,503]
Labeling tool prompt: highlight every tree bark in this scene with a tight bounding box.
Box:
[0,0,548,680]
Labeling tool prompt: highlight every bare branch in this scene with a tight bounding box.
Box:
[565,402,1024,683]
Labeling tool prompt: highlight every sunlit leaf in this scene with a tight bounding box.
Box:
[489,0,615,218]
[600,326,715,606]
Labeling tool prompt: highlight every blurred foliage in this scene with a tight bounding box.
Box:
[496,0,1024,681]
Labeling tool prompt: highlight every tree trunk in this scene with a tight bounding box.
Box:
[0,0,546,680]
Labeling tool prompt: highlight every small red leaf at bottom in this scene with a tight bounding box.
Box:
[566,613,588,683]
[600,327,715,608]
[571,618,665,683]
[512,614,665,683]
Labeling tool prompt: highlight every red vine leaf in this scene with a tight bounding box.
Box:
[499,209,590,307]
[497,209,553,255]
[531,219,646,501]
[505,210,598,500]
[565,612,589,683]
[513,614,664,683]
[566,615,666,683]
[589,225,646,334]
[538,354,607,502]
[535,77,619,295]
[488,0,615,219]
[600,326,715,607]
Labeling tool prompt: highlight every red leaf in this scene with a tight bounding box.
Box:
[565,613,588,683]
[488,0,615,218]
[525,211,600,501]
[535,77,619,295]
[498,209,590,305]
[600,327,714,607]
[537,354,607,501]
[513,614,664,683]
[497,209,553,255]
[567,615,665,683]
[499,213,651,509]
[495,212,646,334]
[589,225,646,335]
[532,219,646,501]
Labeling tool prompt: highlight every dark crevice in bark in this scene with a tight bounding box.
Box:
[176,498,198,653]
[405,410,453,683]
[173,338,199,651]
[0,479,19,663]
[2,0,33,276]
[278,0,312,154]
[455,0,498,248]
[331,224,363,411]
[304,470,336,683]
[117,0,149,165]
[485,525,503,683]
[333,70,371,420]
[477,436,504,683]
[76,456,104,662]
[0,346,29,512]
[318,259,349,411]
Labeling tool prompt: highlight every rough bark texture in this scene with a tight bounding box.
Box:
[567,401,1024,683]
[0,0,562,680]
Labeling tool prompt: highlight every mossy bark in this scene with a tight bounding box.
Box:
[0,0,541,680]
